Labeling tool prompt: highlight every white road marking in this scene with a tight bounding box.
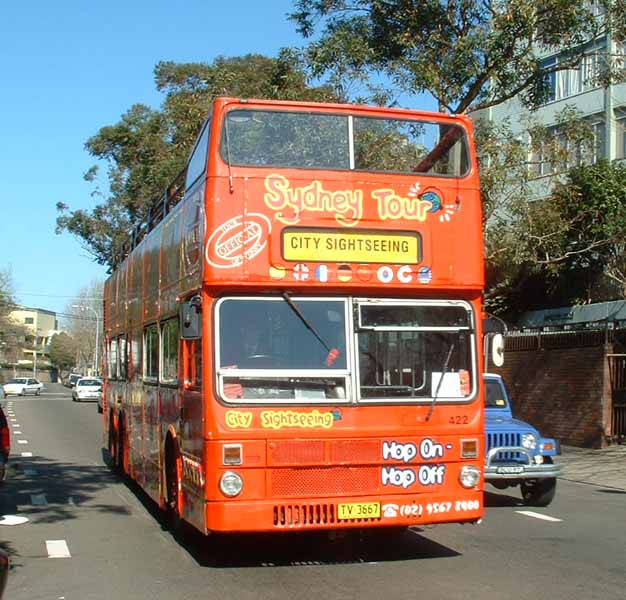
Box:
[11,424,20,428]
[0,515,29,526]
[515,510,562,522]
[17,440,28,444]
[46,540,71,558]
[10,419,17,422]
[13,431,22,434]
[31,494,48,506]
[21,452,32,457]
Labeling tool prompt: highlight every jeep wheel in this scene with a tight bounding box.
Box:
[521,477,557,507]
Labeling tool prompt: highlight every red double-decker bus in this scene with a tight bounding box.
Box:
[103,97,485,535]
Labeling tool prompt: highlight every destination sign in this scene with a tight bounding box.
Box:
[282,228,421,264]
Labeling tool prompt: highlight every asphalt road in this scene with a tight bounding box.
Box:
[1,384,624,600]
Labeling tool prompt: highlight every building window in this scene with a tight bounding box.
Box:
[540,42,604,105]
[616,110,626,160]
[24,317,34,325]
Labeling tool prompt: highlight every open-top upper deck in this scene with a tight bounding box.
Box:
[202,97,483,293]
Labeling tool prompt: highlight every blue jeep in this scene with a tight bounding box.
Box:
[484,373,561,507]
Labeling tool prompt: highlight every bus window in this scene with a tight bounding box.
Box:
[357,301,474,401]
[143,324,159,382]
[161,319,179,384]
[216,297,348,403]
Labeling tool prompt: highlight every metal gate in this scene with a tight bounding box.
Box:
[607,354,626,441]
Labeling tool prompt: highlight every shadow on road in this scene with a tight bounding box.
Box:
[483,490,524,508]
[0,455,131,526]
[171,525,461,568]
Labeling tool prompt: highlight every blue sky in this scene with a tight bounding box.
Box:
[0,1,434,318]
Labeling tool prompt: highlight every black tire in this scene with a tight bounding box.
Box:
[521,478,557,507]
[97,403,103,414]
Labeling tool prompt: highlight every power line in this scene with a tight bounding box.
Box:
[15,291,103,299]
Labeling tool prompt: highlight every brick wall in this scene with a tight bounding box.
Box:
[491,344,612,448]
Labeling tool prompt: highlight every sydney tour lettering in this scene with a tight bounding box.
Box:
[263,174,435,227]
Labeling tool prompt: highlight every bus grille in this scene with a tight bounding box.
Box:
[486,432,523,460]
[273,503,336,526]
[271,466,379,497]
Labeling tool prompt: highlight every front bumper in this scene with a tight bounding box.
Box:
[484,446,562,480]
[204,490,484,533]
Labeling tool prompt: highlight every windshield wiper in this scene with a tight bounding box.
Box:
[425,342,455,422]
[281,292,340,366]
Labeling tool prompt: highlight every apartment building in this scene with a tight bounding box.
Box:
[473,17,626,199]
[6,306,60,368]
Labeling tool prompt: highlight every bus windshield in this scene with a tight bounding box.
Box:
[216,298,475,404]
[222,109,469,176]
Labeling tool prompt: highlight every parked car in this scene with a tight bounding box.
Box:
[0,403,9,481]
[2,377,43,396]
[72,377,102,403]
[66,373,83,388]
[484,373,561,507]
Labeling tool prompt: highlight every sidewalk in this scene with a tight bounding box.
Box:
[558,444,626,490]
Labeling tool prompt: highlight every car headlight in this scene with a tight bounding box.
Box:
[459,465,480,488]
[219,471,243,497]
[521,433,537,450]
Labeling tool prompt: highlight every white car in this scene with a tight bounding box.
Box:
[72,378,102,402]
[3,377,43,396]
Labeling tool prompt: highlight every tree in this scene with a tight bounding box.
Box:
[62,279,103,375]
[290,0,626,114]
[475,107,595,313]
[0,269,28,371]
[482,159,626,313]
[56,54,342,268]
[48,333,77,381]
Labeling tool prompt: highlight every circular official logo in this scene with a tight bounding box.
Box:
[205,214,271,269]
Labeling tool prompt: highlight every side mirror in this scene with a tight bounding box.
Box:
[491,333,504,367]
[180,296,202,340]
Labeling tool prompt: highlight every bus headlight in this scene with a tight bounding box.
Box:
[219,471,243,497]
[459,465,480,488]
[521,433,537,450]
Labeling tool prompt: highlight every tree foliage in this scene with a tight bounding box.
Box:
[62,279,103,374]
[0,269,28,367]
[56,53,342,268]
[48,332,77,377]
[484,158,626,313]
[290,0,625,113]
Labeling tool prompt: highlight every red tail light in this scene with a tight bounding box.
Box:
[0,425,10,457]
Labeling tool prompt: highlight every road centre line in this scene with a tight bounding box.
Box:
[17,440,28,444]
[11,424,20,428]
[21,452,32,457]
[13,431,21,434]
[46,540,71,558]
[515,510,562,522]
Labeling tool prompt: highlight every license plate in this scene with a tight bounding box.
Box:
[337,502,381,520]
[497,466,524,474]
